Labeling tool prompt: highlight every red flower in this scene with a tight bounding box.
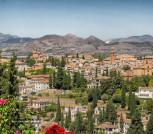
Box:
[45,124,73,134]
[0,99,7,105]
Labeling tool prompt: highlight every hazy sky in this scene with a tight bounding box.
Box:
[0,0,153,40]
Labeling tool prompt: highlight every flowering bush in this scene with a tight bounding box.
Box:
[0,98,35,134]
[45,124,73,134]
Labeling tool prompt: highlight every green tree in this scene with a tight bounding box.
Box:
[49,73,52,88]
[98,109,103,124]
[127,110,144,134]
[121,84,126,108]
[25,53,35,67]
[128,88,132,110]
[105,102,117,124]
[95,67,98,78]
[86,110,94,134]
[146,109,153,134]
[65,107,71,129]
[62,73,71,90]
[61,56,66,67]
[146,99,153,113]
[60,112,65,128]
[82,54,85,59]
[92,91,97,109]
[7,53,19,97]
[130,93,136,116]
[53,71,56,88]
[148,79,153,87]
[76,52,79,58]
[55,97,61,123]
[120,114,124,133]
[71,111,82,134]
[56,66,64,89]
[43,63,46,74]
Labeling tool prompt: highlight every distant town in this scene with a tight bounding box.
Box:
[1,48,153,134]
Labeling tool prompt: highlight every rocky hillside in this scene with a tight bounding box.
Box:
[105,35,153,43]
[2,34,106,55]
[2,33,153,56]
[0,33,35,49]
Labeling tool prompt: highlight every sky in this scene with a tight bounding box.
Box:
[0,0,153,40]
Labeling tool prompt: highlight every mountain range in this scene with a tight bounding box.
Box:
[1,33,153,56]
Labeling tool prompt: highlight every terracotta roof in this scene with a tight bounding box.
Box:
[97,104,106,108]
[96,122,118,129]
[15,60,26,65]
[139,87,153,90]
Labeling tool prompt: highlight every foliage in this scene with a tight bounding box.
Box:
[120,114,124,133]
[86,110,94,134]
[122,65,131,71]
[44,103,57,112]
[43,63,47,74]
[121,84,126,108]
[25,53,35,67]
[146,109,153,134]
[98,110,103,124]
[0,98,35,133]
[105,102,117,124]
[146,99,153,113]
[112,94,121,103]
[73,72,87,88]
[70,111,82,134]
[49,73,52,88]
[55,97,61,123]
[65,107,71,129]
[127,110,144,134]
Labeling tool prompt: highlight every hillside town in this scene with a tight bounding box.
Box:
[1,48,153,134]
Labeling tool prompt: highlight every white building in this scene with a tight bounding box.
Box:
[135,87,153,99]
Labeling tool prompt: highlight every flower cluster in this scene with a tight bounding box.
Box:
[0,100,7,121]
[45,124,73,134]
[14,132,22,134]
[0,99,7,105]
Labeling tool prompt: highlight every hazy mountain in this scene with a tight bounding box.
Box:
[2,33,153,56]
[105,35,153,43]
[3,34,106,55]
[0,33,35,49]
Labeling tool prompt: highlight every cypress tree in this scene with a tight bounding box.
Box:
[76,52,79,58]
[95,67,98,78]
[43,63,46,74]
[127,110,144,134]
[55,97,61,123]
[86,110,94,134]
[106,68,109,76]
[65,107,71,129]
[146,109,153,134]
[62,73,71,90]
[130,93,136,116]
[60,112,65,128]
[56,66,64,89]
[102,107,105,122]
[61,56,66,67]
[92,91,97,109]
[105,102,117,124]
[121,84,126,108]
[23,67,25,77]
[74,111,82,134]
[53,71,56,88]
[128,88,132,110]
[8,53,19,96]
[82,54,85,59]
[98,109,103,124]
[120,114,124,133]
[49,73,52,88]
